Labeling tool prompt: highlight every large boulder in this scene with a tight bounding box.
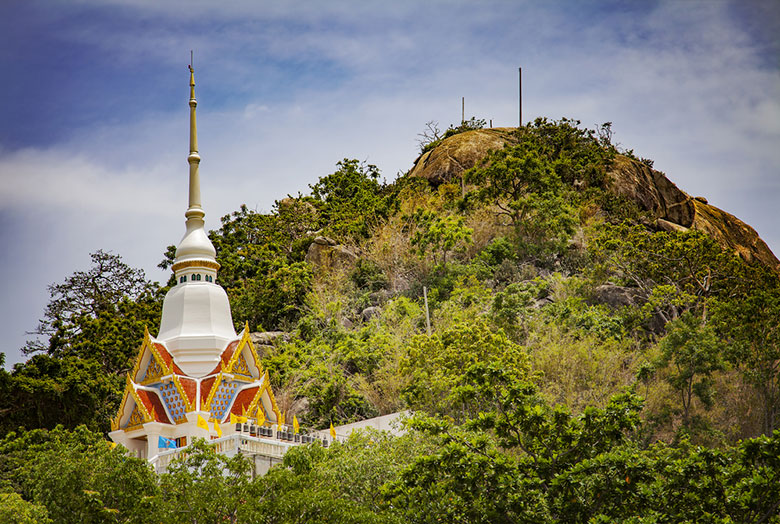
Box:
[249,331,291,357]
[590,284,644,309]
[250,331,291,346]
[690,199,778,270]
[361,306,381,322]
[607,155,695,227]
[608,155,779,271]
[408,128,517,185]
[406,130,779,273]
[305,236,359,272]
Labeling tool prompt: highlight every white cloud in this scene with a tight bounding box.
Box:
[0,148,177,216]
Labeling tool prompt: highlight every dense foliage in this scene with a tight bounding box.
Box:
[2,118,779,521]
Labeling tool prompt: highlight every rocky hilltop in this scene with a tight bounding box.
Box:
[409,128,779,272]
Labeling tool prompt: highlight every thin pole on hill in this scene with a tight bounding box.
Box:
[423,286,432,336]
[518,66,522,128]
[461,97,465,124]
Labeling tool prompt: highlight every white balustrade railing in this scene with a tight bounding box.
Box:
[150,433,305,473]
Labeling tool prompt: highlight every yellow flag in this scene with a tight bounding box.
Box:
[293,415,300,434]
[213,419,222,438]
[329,421,336,439]
[257,408,266,426]
[197,414,209,431]
[278,411,285,430]
[230,413,238,425]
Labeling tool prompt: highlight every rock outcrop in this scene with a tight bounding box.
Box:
[607,155,779,271]
[305,236,359,272]
[591,284,643,309]
[606,155,695,227]
[250,331,291,346]
[408,128,517,185]
[249,331,291,358]
[407,128,779,273]
[690,199,778,271]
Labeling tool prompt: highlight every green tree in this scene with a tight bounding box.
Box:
[24,250,163,375]
[0,492,51,524]
[656,312,724,428]
[157,439,259,524]
[401,321,531,420]
[0,354,121,434]
[1,251,161,434]
[257,430,425,523]
[713,268,780,435]
[407,210,473,265]
[228,260,312,332]
[591,224,746,327]
[464,132,578,260]
[0,426,158,524]
[386,363,644,523]
[309,159,393,242]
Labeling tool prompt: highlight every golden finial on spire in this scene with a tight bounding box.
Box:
[188,51,195,98]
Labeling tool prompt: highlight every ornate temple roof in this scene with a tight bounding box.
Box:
[113,323,280,432]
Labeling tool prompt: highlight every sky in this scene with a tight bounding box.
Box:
[1,0,778,368]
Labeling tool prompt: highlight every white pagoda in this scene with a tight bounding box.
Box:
[109,66,401,474]
[109,66,300,472]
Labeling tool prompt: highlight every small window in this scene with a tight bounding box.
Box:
[195,274,202,281]
[205,275,213,282]
[179,275,186,283]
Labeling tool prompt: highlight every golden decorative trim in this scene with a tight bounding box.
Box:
[126,405,145,427]
[245,387,265,421]
[172,259,220,272]
[112,378,134,431]
[141,356,165,384]
[129,328,149,383]
[225,325,263,378]
[120,383,154,432]
[233,352,252,377]
[254,371,281,424]
[173,375,197,412]
[132,329,172,385]
[204,374,224,412]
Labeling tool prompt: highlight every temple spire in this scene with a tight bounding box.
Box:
[171,63,219,271]
[186,64,203,218]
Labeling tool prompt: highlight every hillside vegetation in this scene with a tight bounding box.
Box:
[1,118,779,522]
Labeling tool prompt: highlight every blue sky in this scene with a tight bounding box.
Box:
[1,0,778,368]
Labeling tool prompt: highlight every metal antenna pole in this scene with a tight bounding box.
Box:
[461,97,465,124]
[518,67,522,128]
